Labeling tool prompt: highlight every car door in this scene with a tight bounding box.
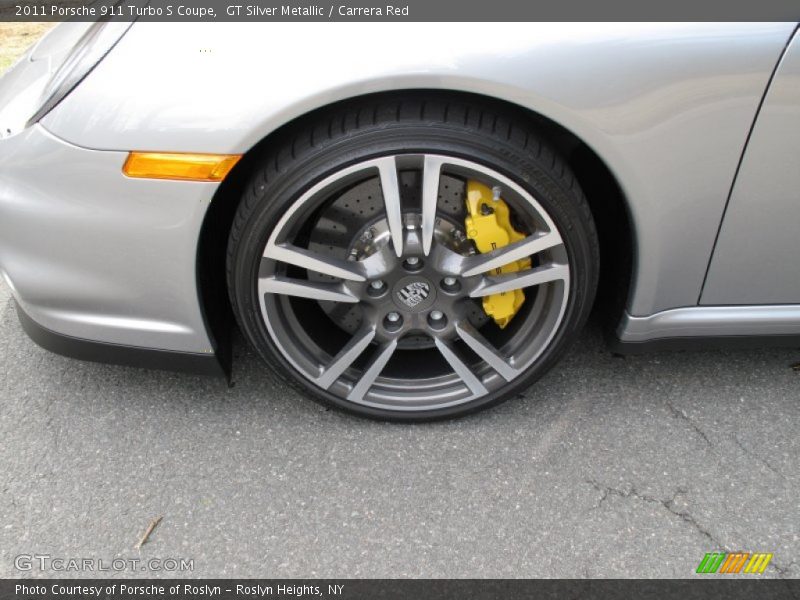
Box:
[701,27,800,305]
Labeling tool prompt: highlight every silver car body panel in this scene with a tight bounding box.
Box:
[701,31,800,305]
[0,125,216,354]
[0,22,798,357]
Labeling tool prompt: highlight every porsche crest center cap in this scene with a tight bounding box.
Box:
[393,276,437,313]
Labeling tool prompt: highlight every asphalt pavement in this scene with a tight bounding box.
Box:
[1,279,798,579]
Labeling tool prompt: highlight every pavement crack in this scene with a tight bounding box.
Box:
[660,491,724,549]
[585,480,727,550]
[586,480,607,509]
[666,400,712,448]
[731,434,783,478]
[586,479,666,512]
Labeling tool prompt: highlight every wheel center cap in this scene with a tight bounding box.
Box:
[392,275,437,313]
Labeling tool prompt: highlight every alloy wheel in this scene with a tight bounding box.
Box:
[256,154,571,412]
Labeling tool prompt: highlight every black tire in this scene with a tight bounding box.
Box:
[227,95,599,421]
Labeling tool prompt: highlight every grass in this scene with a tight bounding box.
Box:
[0,23,56,74]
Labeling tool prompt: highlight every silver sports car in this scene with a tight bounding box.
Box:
[1,22,798,420]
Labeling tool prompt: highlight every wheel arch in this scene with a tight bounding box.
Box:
[196,90,635,371]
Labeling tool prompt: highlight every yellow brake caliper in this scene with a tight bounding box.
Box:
[464,181,531,329]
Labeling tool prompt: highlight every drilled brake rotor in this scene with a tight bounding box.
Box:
[307,171,490,348]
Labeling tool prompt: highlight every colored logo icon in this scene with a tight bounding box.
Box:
[696,552,773,574]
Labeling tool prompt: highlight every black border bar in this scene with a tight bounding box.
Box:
[4,579,800,599]
[2,0,799,22]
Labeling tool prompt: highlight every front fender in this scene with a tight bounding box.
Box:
[41,22,795,316]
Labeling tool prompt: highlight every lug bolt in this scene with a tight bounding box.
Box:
[428,310,447,329]
[384,312,403,332]
[367,280,386,297]
[441,276,460,293]
[403,257,423,271]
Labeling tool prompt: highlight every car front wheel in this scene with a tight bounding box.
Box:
[227,97,599,420]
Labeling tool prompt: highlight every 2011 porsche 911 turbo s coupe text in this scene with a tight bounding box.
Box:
[1,22,798,420]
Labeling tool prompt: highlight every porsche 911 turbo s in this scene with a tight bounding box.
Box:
[1,22,798,420]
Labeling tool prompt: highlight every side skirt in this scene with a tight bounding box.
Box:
[611,305,800,354]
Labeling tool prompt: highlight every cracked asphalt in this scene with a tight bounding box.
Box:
[0,279,798,579]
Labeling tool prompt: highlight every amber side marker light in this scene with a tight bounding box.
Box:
[123,152,242,182]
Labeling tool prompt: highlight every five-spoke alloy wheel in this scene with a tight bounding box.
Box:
[228,98,599,420]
